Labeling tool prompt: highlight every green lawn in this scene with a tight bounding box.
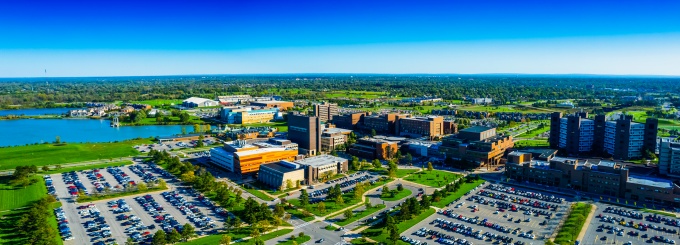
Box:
[40,161,132,175]
[517,126,550,138]
[641,208,677,218]
[403,170,462,188]
[369,168,418,178]
[514,139,550,148]
[178,227,253,245]
[250,181,301,196]
[234,229,293,245]
[227,121,288,133]
[380,189,412,201]
[554,203,592,245]
[362,208,436,245]
[351,238,374,245]
[432,179,486,208]
[0,139,148,170]
[324,90,392,99]
[0,175,49,211]
[242,186,275,201]
[289,192,363,217]
[285,207,315,222]
[332,204,386,226]
[76,186,168,203]
[122,115,205,126]
[277,235,311,245]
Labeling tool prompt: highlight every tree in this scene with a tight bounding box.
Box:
[382,186,390,196]
[336,195,345,205]
[427,162,434,171]
[220,235,232,245]
[365,201,373,209]
[55,164,62,170]
[168,229,181,244]
[181,126,187,135]
[153,230,167,245]
[299,189,309,207]
[372,159,382,169]
[42,166,50,172]
[179,112,190,123]
[316,202,326,213]
[295,180,300,189]
[351,156,361,170]
[193,124,201,133]
[397,184,404,191]
[181,223,195,241]
[286,179,293,189]
[158,179,167,189]
[343,209,354,220]
[197,134,205,147]
[370,129,377,137]
[126,237,135,245]
[137,182,148,191]
[55,135,61,144]
[386,145,394,159]
[404,153,413,166]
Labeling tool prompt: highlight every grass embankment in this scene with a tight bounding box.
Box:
[226,121,289,133]
[641,208,677,218]
[76,186,168,203]
[0,175,63,245]
[554,203,593,245]
[278,235,311,245]
[0,139,149,170]
[0,176,48,211]
[514,139,550,148]
[432,179,485,208]
[403,170,461,188]
[242,186,275,201]
[40,161,133,175]
[332,204,386,226]
[361,208,436,245]
[380,189,412,201]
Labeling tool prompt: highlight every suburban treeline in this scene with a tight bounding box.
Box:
[2,75,680,108]
[16,196,60,245]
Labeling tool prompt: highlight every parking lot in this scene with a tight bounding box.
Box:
[50,163,225,245]
[582,203,680,245]
[134,137,217,154]
[401,183,571,245]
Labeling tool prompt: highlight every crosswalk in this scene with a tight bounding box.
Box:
[294,221,313,229]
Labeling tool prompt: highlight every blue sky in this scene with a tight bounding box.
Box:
[1,0,679,77]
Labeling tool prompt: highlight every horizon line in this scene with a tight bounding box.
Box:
[2,72,680,80]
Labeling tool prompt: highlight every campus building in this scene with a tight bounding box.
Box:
[659,140,680,178]
[182,97,219,108]
[349,138,398,160]
[314,102,338,122]
[439,126,514,168]
[287,112,321,155]
[397,116,444,139]
[550,112,658,159]
[294,155,349,184]
[257,161,305,188]
[320,127,352,152]
[360,113,410,135]
[249,101,294,111]
[223,127,278,140]
[333,112,368,130]
[505,151,680,207]
[209,139,298,175]
[220,107,283,124]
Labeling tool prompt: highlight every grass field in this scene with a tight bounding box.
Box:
[514,139,550,148]
[250,181,300,196]
[403,170,462,188]
[380,189,412,201]
[285,207,315,222]
[362,208,436,245]
[332,204,386,226]
[324,90,392,99]
[432,179,486,208]
[178,227,253,245]
[517,126,550,138]
[122,115,205,126]
[0,176,48,211]
[457,105,548,113]
[554,202,592,245]
[0,139,148,170]
[40,161,132,175]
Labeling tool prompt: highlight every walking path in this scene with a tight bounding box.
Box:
[576,203,597,242]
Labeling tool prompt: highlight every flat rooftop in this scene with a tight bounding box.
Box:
[597,161,616,168]
[460,126,494,133]
[234,147,291,157]
[295,155,346,167]
[261,161,301,174]
[323,128,352,134]
[627,175,673,189]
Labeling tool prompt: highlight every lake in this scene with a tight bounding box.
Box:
[0,119,188,147]
[0,108,77,116]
